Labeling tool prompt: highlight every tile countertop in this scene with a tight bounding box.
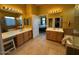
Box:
[2,28,32,40]
[46,28,64,33]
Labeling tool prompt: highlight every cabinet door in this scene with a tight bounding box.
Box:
[24,32,29,42]
[56,32,64,43]
[15,33,24,47]
[46,31,53,40]
[28,30,33,39]
[52,31,57,41]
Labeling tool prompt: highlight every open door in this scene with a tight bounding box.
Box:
[32,15,40,38]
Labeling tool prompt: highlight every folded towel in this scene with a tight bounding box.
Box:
[62,35,73,45]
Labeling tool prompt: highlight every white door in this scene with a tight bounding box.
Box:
[32,15,40,38]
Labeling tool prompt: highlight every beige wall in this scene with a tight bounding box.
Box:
[62,7,75,29]
[26,4,32,18]
[0,4,76,29]
[36,4,75,29]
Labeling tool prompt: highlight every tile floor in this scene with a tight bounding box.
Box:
[8,33,66,55]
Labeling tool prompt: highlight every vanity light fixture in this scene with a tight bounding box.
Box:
[5,6,8,10]
[49,10,52,14]
[58,9,61,12]
[0,6,5,10]
[8,8,12,11]
[0,6,23,14]
[52,11,54,14]
[12,8,15,11]
[54,10,57,13]
[49,8,63,14]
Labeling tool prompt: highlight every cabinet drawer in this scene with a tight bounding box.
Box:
[56,32,64,43]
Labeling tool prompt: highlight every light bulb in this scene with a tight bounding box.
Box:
[52,11,54,14]
[50,10,52,13]
[5,7,8,10]
[8,8,11,10]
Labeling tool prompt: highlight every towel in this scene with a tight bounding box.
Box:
[62,35,73,45]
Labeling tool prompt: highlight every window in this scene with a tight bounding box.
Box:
[42,18,45,25]
[41,17,46,25]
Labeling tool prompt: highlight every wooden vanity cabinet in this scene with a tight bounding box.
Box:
[14,33,24,47]
[14,30,33,47]
[46,31,64,43]
[23,32,29,42]
[24,30,33,42]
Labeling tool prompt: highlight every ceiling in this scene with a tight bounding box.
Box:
[33,4,75,9]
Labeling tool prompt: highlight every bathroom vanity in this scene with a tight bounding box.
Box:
[2,28,33,47]
[1,28,33,54]
[46,28,64,43]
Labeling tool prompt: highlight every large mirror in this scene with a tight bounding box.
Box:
[55,17,62,28]
[48,18,53,27]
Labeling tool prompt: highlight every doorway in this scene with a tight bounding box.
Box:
[39,16,46,34]
[32,15,40,38]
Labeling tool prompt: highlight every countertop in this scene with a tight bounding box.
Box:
[46,28,64,33]
[2,28,32,40]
